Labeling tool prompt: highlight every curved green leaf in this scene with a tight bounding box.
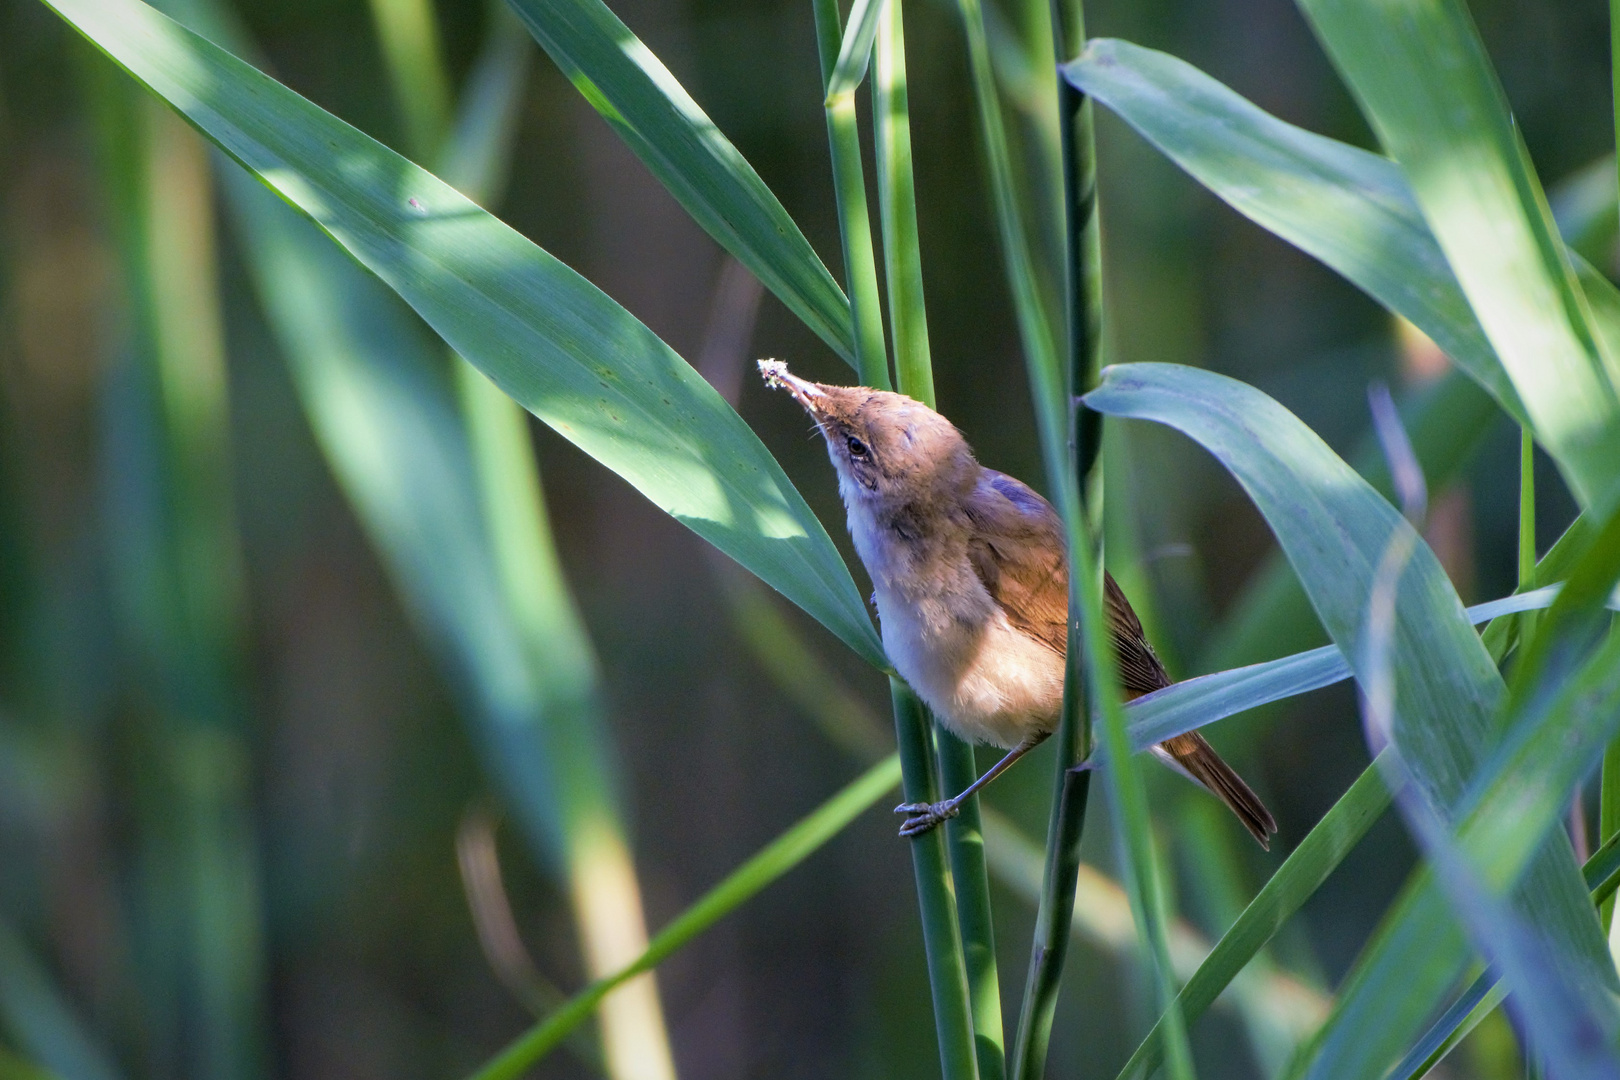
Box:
[1084,362,1614,1080]
[1064,39,1525,424]
[504,0,855,365]
[1294,0,1620,516]
[44,0,885,670]
[1393,831,1620,1080]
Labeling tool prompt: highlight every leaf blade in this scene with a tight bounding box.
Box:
[1294,0,1620,515]
[1084,362,1615,1080]
[505,0,855,364]
[1064,39,1524,425]
[45,0,886,669]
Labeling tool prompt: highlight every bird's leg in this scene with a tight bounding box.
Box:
[895,731,1050,837]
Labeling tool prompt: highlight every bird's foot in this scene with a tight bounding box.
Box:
[894,800,960,837]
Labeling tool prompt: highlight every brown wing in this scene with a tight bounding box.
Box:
[1104,572,1172,698]
[962,470,1068,655]
[962,470,1174,688]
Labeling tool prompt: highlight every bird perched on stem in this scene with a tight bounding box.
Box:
[760,359,1276,847]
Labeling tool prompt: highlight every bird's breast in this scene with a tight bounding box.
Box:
[873,576,1065,752]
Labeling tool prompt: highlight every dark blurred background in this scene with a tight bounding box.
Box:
[0,0,1606,1076]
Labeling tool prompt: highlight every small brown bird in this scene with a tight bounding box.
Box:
[761,360,1276,846]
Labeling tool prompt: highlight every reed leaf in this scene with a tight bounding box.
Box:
[1295,0,1620,516]
[1085,361,1615,1080]
[503,0,855,364]
[41,0,886,670]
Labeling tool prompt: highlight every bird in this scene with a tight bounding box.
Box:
[759,359,1277,847]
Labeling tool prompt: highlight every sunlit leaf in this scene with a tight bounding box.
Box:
[1294,0,1620,516]
[43,0,885,669]
[1064,39,1524,424]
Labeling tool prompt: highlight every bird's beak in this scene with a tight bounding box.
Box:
[758,358,827,416]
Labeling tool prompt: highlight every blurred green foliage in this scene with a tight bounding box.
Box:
[0,0,1614,1076]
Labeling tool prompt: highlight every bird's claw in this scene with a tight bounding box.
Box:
[893,800,960,837]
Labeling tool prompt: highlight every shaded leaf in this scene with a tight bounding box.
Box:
[1084,362,1614,1080]
[505,0,855,364]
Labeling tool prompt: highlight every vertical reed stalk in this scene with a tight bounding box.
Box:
[950,0,1193,1074]
[1006,0,1096,1073]
[818,3,977,1075]
[891,680,985,1080]
[815,0,891,389]
[363,0,452,158]
[875,6,1002,1074]
[1602,0,1620,934]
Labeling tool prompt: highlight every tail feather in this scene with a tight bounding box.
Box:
[1156,732,1277,849]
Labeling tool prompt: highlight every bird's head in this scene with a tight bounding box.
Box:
[758,359,976,517]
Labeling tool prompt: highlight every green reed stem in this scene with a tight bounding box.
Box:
[874,4,1000,1073]
[987,0,1102,1075]
[874,0,933,402]
[815,0,891,390]
[891,681,985,1080]
[363,0,452,159]
[817,4,977,1076]
[953,0,1063,490]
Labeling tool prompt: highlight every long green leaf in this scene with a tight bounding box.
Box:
[870,5,998,1074]
[1205,370,1497,676]
[1294,0,1620,516]
[466,754,903,1080]
[1116,761,1390,1080]
[1356,509,1620,1080]
[1126,583,1616,751]
[43,0,886,671]
[1084,362,1615,1080]
[1391,830,1620,1080]
[1062,39,1523,425]
[503,0,854,364]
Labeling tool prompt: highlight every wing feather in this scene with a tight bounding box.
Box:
[963,470,1171,696]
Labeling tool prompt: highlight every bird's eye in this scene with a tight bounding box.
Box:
[846,435,869,459]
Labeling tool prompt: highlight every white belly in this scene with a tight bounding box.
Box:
[878,587,1065,750]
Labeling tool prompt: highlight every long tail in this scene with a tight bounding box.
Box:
[1154,732,1278,849]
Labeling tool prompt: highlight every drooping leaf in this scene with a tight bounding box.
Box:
[43,0,886,670]
[1292,0,1620,516]
[1084,362,1615,1080]
[503,0,855,364]
[1066,39,1620,520]
[1064,39,1524,424]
